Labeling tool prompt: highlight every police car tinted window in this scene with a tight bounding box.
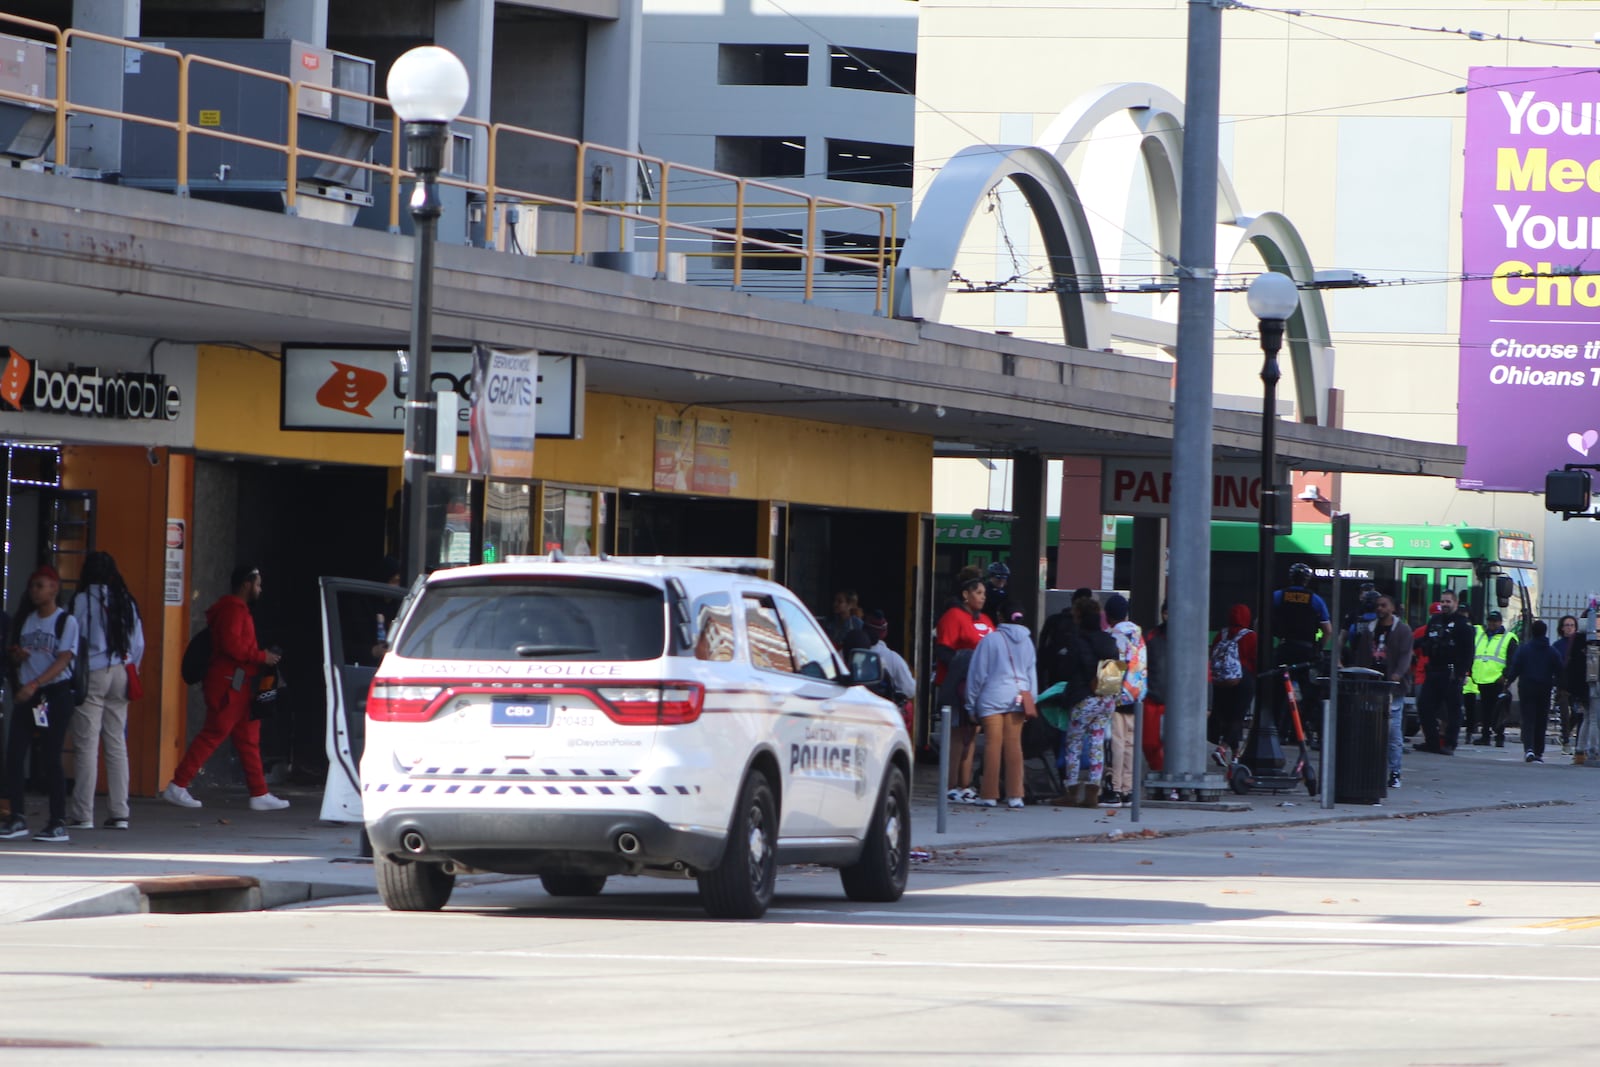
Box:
[774,597,843,681]
[397,578,665,661]
[692,593,736,662]
[743,595,796,673]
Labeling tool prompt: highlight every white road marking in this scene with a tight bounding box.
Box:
[493,948,1600,983]
[770,907,1560,937]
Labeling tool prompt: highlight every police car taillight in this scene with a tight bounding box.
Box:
[367,684,445,722]
[596,684,705,725]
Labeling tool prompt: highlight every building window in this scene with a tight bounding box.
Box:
[829,46,915,94]
[712,228,804,272]
[714,135,806,178]
[825,138,913,188]
[824,232,905,274]
[718,44,808,86]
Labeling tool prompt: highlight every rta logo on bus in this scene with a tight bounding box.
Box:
[6,354,181,421]
[1322,531,1396,550]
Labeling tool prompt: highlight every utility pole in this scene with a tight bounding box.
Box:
[1160,0,1227,797]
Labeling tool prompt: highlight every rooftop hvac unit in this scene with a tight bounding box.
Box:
[0,33,57,163]
[120,38,378,224]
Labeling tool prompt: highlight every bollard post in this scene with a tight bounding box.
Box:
[1131,698,1143,823]
[937,704,951,834]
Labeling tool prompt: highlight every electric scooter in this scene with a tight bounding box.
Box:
[1227,662,1320,797]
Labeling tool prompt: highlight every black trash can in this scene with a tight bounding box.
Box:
[1334,667,1395,804]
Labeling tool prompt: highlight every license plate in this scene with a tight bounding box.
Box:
[491,697,552,726]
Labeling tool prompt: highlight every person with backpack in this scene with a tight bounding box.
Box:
[0,564,80,843]
[1047,596,1120,808]
[1208,603,1256,757]
[66,551,145,832]
[1102,594,1143,808]
[163,564,288,811]
[964,609,1038,809]
[934,575,993,802]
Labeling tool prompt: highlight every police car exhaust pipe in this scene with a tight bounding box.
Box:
[401,830,427,855]
[616,832,641,856]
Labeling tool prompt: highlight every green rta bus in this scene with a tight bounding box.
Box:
[935,515,1537,635]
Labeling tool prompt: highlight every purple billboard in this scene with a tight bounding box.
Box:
[1460,67,1600,492]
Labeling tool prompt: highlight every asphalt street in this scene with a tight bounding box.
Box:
[2,798,1597,1065]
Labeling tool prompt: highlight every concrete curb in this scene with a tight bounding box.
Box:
[911,798,1574,853]
[0,882,146,924]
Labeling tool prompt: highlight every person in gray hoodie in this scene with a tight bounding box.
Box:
[965,610,1039,809]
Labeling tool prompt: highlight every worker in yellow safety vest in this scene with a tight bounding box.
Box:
[1466,610,1517,747]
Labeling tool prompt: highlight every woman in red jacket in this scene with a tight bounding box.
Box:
[935,575,993,802]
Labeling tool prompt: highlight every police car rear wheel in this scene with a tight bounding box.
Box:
[697,771,777,920]
[374,853,455,912]
[840,765,910,903]
[540,872,608,897]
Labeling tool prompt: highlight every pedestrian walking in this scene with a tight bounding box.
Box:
[1,565,80,842]
[163,564,289,811]
[1504,618,1563,764]
[965,610,1038,809]
[66,551,145,831]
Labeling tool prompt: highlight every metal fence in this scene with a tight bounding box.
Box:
[0,14,896,311]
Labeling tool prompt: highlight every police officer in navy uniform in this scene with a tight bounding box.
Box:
[1414,589,1476,754]
[1271,562,1331,735]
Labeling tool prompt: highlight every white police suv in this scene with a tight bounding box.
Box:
[360,557,913,919]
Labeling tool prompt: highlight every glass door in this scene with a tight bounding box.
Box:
[1400,567,1434,630]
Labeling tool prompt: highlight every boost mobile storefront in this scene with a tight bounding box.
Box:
[1,325,198,800]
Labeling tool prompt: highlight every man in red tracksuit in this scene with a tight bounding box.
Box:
[163,565,289,811]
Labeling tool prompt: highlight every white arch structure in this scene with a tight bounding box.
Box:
[896,82,1333,426]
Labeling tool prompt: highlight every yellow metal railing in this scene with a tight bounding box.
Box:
[0,14,897,313]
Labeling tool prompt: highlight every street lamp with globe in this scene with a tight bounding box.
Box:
[387,45,470,584]
[1241,270,1301,773]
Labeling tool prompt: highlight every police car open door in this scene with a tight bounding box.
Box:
[318,576,406,823]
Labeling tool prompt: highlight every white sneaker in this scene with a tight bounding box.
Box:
[162,782,202,809]
[248,793,290,811]
[970,797,997,808]
[1005,797,1025,810]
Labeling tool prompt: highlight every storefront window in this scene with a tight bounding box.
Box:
[426,477,475,571]
[542,486,598,556]
[484,481,532,563]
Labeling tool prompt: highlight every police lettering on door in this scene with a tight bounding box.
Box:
[790,726,865,781]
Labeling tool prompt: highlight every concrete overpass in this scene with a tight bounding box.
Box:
[0,167,1464,480]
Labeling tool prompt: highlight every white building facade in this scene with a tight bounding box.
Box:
[914,0,1569,557]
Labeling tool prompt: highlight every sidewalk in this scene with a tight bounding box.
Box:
[1,743,1593,923]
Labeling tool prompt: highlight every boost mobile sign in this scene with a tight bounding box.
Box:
[1,347,181,421]
[280,346,579,438]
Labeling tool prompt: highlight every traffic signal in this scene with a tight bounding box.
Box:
[1546,469,1592,513]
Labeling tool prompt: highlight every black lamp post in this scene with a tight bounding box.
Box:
[388,45,470,585]
[1241,270,1300,772]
